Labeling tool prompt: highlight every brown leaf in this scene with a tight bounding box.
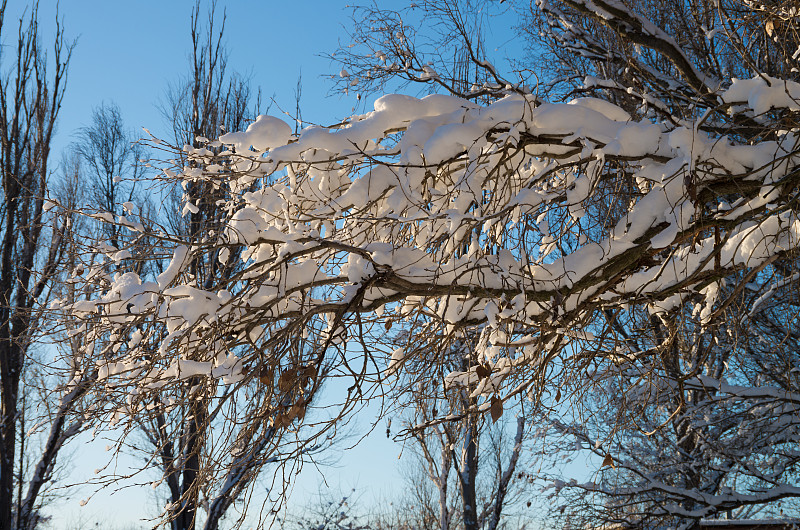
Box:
[475,364,491,379]
[258,366,272,385]
[766,19,775,37]
[300,365,317,386]
[602,453,615,469]
[490,395,503,423]
[555,388,561,403]
[287,403,306,421]
[384,320,392,331]
[278,369,296,392]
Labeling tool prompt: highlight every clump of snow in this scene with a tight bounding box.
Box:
[220,114,292,152]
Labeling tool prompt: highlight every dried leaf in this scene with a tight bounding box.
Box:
[278,369,296,392]
[602,453,615,469]
[476,364,491,379]
[384,320,392,331]
[287,403,306,421]
[555,388,561,403]
[258,366,272,385]
[766,19,774,37]
[490,395,503,423]
[300,365,317,386]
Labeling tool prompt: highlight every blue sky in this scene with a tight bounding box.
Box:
[3,1,534,526]
[24,0,362,157]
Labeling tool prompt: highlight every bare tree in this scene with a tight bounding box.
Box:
[390,332,527,530]
[0,2,83,529]
[17,157,98,529]
[331,0,515,102]
[74,102,146,249]
[287,489,371,530]
[77,4,314,530]
[154,5,262,529]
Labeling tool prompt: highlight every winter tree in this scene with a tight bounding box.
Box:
[337,6,534,529]
[336,1,800,526]
[61,0,800,528]
[517,1,800,527]
[60,4,329,530]
[74,102,148,252]
[0,2,91,529]
[382,330,528,530]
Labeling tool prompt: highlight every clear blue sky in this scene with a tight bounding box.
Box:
[22,0,367,157]
[3,1,531,527]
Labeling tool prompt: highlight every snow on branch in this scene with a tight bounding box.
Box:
[68,73,800,416]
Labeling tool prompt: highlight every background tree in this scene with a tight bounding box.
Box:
[286,490,371,530]
[0,2,84,529]
[74,102,147,251]
[68,4,331,530]
[150,5,269,528]
[19,152,105,529]
[387,331,528,530]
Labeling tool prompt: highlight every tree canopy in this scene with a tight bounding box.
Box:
[51,0,800,527]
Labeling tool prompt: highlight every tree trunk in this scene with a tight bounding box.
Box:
[0,344,21,530]
[461,409,479,530]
